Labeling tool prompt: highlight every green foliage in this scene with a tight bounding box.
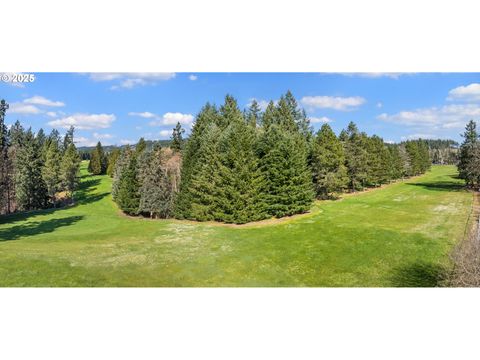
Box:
[175,103,220,219]
[312,124,348,198]
[458,120,480,187]
[342,122,369,191]
[61,142,81,203]
[170,122,185,152]
[106,148,121,177]
[139,144,174,218]
[14,129,48,211]
[116,154,141,215]
[42,140,62,206]
[112,146,132,201]
[0,164,469,287]
[258,124,314,217]
[88,141,107,175]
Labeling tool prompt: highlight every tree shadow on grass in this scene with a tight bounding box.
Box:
[389,262,448,287]
[406,181,465,192]
[0,215,84,242]
[0,174,108,225]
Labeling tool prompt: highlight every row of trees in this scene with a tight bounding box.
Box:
[107,92,431,224]
[0,99,81,214]
[458,120,480,188]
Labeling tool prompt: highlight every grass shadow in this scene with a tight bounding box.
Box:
[389,262,448,287]
[0,174,108,225]
[406,181,465,192]
[0,215,84,242]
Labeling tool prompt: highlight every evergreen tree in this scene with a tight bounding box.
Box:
[343,122,369,191]
[458,120,479,186]
[261,101,276,130]
[187,123,223,221]
[170,122,185,152]
[0,100,9,213]
[136,137,147,154]
[247,99,261,128]
[258,124,314,217]
[106,148,121,177]
[139,144,174,218]
[366,135,391,186]
[311,124,348,199]
[387,145,405,180]
[175,103,221,219]
[15,129,47,210]
[116,154,141,215]
[63,126,75,153]
[60,143,81,204]
[214,97,266,223]
[285,90,312,140]
[112,146,132,200]
[88,141,107,174]
[42,140,62,207]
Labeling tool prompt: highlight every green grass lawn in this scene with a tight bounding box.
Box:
[0,162,473,286]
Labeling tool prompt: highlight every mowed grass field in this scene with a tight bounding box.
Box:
[0,162,473,287]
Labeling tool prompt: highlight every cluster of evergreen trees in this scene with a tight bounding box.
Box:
[107,92,431,224]
[458,120,480,188]
[111,132,182,218]
[0,99,81,215]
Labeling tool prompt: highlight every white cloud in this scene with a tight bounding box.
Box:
[377,104,480,129]
[93,132,114,139]
[48,113,116,130]
[74,136,97,147]
[130,111,194,126]
[376,102,383,108]
[46,111,57,117]
[159,130,171,138]
[119,139,135,145]
[301,96,366,111]
[128,111,157,119]
[310,116,333,123]
[447,83,480,102]
[88,73,176,89]
[385,140,395,144]
[189,74,198,81]
[159,112,194,125]
[24,95,65,107]
[8,102,42,115]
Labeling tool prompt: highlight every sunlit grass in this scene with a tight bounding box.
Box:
[0,162,472,286]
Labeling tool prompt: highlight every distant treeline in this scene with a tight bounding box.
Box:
[107,92,432,224]
[78,139,172,160]
[0,100,81,215]
[422,139,458,165]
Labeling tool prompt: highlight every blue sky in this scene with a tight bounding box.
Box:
[1,72,480,146]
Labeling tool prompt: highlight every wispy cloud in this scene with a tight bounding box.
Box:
[301,96,366,111]
[48,113,116,130]
[378,103,480,130]
[447,83,480,102]
[310,116,333,123]
[24,95,65,107]
[189,74,198,81]
[8,103,42,115]
[88,73,176,89]
[6,95,65,115]
[129,111,194,126]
